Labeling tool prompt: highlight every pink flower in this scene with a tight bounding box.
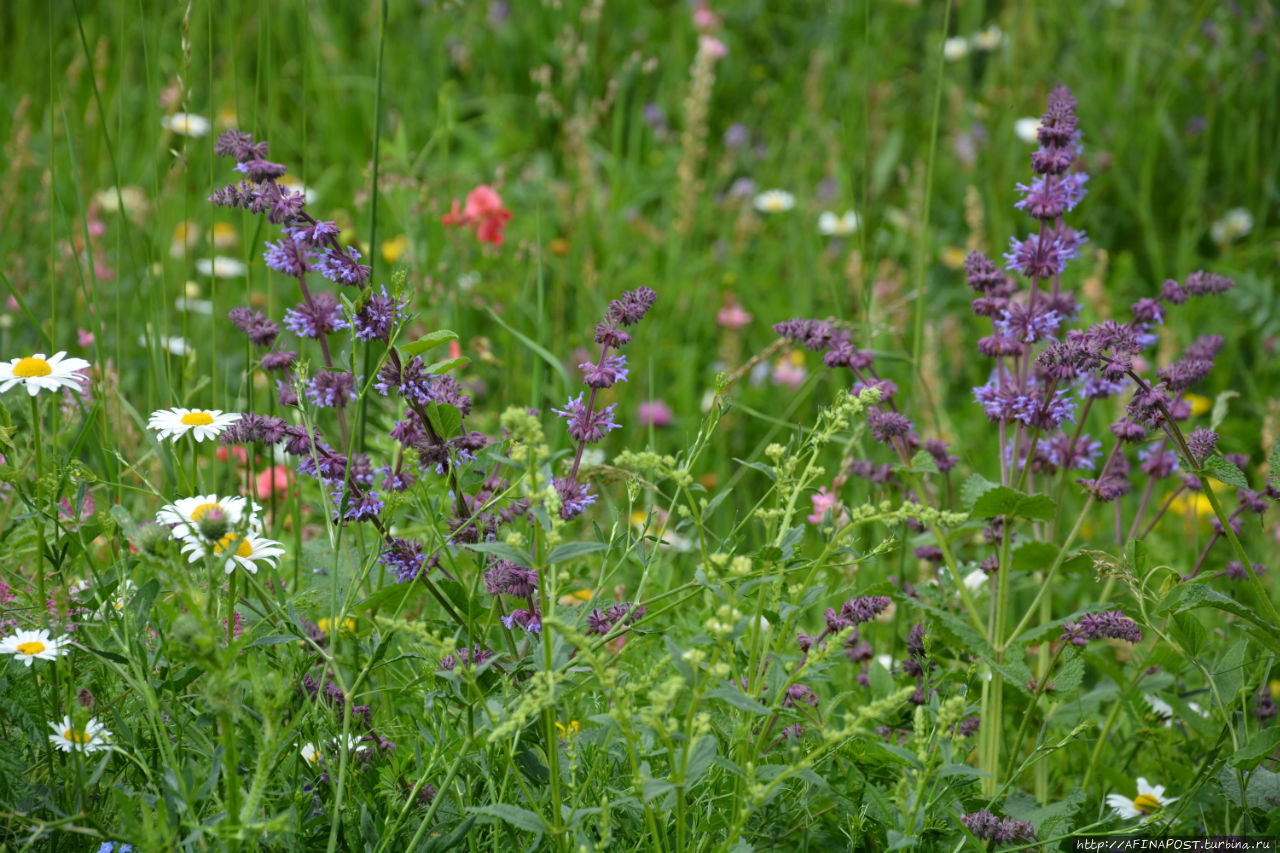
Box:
[716,294,753,329]
[771,356,807,389]
[442,184,512,246]
[255,465,294,499]
[699,35,727,60]
[692,3,719,31]
[637,400,673,428]
[807,487,846,525]
[77,328,95,347]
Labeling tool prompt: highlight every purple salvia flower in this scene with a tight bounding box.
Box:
[997,301,1061,343]
[841,595,892,624]
[782,684,820,709]
[1186,427,1218,464]
[1004,233,1065,280]
[484,561,539,598]
[351,286,407,343]
[228,307,281,347]
[305,371,357,408]
[283,293,348,339]
[552,477,596,520]
[264,235,312,277]
[379,538,429,583]
[579,354,629,389]
[262,350,298,372]
[234,158,288,182]
[314,246,371,287]
[1060,610,1142,647]
[867,410,913,444]
[553,394,620,443]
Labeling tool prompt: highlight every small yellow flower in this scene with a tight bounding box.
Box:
[1168,492,1214,519]
[317,617,357,636]
[558,589,593,606]
[548,237,569,256]
[381,234,409,264]
[1184,393,1212,417]
[940,246,968,270]
[554,720,579,739]
[1269,680,1280,702]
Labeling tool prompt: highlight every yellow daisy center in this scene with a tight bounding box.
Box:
[181,411,215,426]
[64,728,92,744]
[190,502,221,521]
[1133,793,1162,815]
[16,640,46,656]
[14,357,52,378]
[214,533,254,558]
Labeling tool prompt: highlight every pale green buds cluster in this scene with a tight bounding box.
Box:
[935,694,968,739]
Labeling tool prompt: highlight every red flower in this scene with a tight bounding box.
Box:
[441,184,512,246]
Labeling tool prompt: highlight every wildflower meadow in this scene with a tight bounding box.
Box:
[3,2,1280,850]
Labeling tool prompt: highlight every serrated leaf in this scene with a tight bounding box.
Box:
[467,803,546,834]
[546,541,608,565]
[1210,390,1239,431]
[401,329,458,358]
[1204,455,1248,488]
[970,486,1056,521]
[959,474,998,510]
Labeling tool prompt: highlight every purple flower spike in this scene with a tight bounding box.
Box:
[1060,609,1142,647]
[553,394,620,444]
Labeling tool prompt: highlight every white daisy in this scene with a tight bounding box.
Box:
[1144,693,1208,728]
[148,407,241,443]
[943,37,970,61]
[962,569,989,593]
[161,112,211,137]
[1014,118,1042,144]
[139,333,191,357]
[195,256,247,278]
[0,352,91,397]
[181,529,286,574]
[156,494,260,541]
[1106,777,1175,820]
[0,629,71,666]
[753,189,795,214]
[818,210,860,236]
[1210,207,1253,245]
[971,24,1005,51]
[48,715,111,754]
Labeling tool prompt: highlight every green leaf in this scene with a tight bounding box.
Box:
[485,307,571,396]
[684,735,717,786]
[1229,728,1280,771]
[970,486,1056,521]
[466,541,533,566]
[705,687,770,715]
[420,817,476,853]
[467,803,546,834]
[1212,639,1249,707]
[546,541,608,565]
[1210,390,1238,431]
[422,355,470,375]
[400,329,458,358]
[1267,438,1280,489]
[1205,455,1248,488]
[898,450,938,475]
[425,402,462,440]
[1168,612,1207,657]
[959,474,998,510]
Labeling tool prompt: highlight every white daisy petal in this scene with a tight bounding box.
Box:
[156,494,261,541]
[181,529,285,574]
[48,715,111,753]
[0,629,71,666]
[0,352,91,398]
[148,408,241,443]
[161,112,211,137]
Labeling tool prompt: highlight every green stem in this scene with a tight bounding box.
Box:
[31,395,47,628]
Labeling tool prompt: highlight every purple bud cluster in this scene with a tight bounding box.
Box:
[585,602,647,636]
[552,287,658,521]
[1059,610,1143,647]
[959,809,1036,844]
